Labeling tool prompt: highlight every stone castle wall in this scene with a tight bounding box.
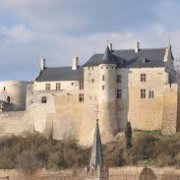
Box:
[161,83,178,135]
[128,68,167,131]
[0,66,179,145]
[1,167,180,180]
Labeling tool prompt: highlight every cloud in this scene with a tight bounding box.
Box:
[0,0,180,81]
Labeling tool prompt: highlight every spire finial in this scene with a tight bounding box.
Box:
[107,40,109,46]
[168,35,171,47]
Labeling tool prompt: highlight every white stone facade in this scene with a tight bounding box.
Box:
[0,44,179,145]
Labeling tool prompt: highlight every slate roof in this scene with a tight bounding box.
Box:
[102,46,117,64]
[35,67,83,82]
[83,48,167,68]
[35,47,169,82]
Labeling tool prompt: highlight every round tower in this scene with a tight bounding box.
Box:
[0,81,29,111]
[98,46,118,142]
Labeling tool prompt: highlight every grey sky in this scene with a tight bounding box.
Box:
[0,0,180,81]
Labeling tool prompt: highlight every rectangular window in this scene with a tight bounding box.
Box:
[117,75,122,83]
[41,96,47,103]
[45,83,51,91]
[140,74,146,82]
[117,89,122,99]
[102,85,105,90]
[149,90,155,99]
[56,83,61,90]
[79,94,84,102]
[102,75,105,81]
[92,79,95,83]
[79,81,84,90]
[140,89,146,99]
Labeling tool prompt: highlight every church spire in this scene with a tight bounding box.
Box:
[89,119,103,169]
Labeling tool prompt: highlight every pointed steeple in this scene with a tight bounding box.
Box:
[102,46,116,64]
[89,119,103,169]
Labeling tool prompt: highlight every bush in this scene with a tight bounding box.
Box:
[0,131,180,169]
[133,134,157,160]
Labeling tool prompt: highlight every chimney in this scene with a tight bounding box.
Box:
[40,57,46,71]
[108,42,113,51]
[72,56,79,70]
[135,41,140,53]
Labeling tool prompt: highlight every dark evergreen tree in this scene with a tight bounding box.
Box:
[125,121,132,149]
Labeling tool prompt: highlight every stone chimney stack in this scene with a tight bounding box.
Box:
[40,57,46,71]
[135,41,140,53]
[108,42,113,51]
[72,56,79,70]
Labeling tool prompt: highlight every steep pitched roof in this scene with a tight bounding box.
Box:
[35,67,83,82]
[89,120,103,169]
[83,47,167,68]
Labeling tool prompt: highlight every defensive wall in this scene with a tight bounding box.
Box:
[1,166,180,180]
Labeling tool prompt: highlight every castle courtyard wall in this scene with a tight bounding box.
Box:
[1,167,180,180]
[128,68,167,131]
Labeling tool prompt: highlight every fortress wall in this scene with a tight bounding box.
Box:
[117,68,129,130]
[0,81,30,111]
[30,91,56,133]
[161,83,178,135]
[0,111,33,136]
[53,91,83,140]
[128,68,166,131]
[1,167,180,180]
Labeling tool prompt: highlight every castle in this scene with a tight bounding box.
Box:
[0,42,179,145]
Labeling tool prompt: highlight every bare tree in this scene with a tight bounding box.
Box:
[17,151,42,180]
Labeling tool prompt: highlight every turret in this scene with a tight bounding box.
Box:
[98,46,118,142]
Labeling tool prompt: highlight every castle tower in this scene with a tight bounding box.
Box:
[98,46,118,142]
[87,120,108,180]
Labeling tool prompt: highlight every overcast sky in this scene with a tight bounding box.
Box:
[0,0,180,81]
